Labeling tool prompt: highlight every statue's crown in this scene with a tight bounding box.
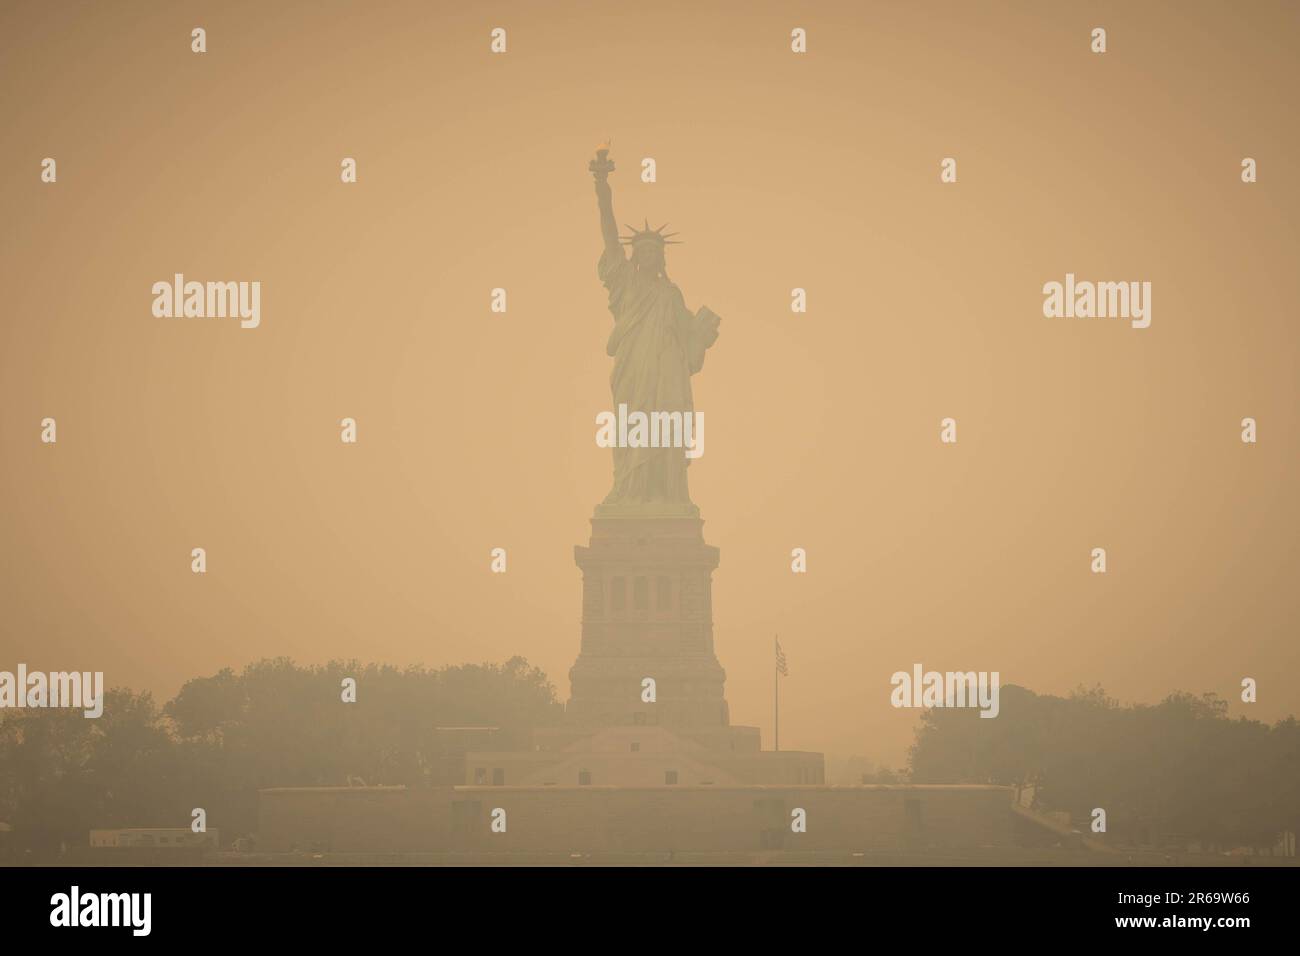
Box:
[620,219,681,247]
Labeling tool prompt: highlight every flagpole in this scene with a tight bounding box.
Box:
[774,635,780,752]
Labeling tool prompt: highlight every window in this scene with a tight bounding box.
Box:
[579,770,592,786]
[474,767,487,785]
[656,576,671,611]
[633,576,649,610]
[492,767,505,786]
[611,577,626,612]
[665,770,678,785]
[630,742,640,752]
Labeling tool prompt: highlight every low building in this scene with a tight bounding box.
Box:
[90,828,219,850]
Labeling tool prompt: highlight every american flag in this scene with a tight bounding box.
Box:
[775,638,789,677]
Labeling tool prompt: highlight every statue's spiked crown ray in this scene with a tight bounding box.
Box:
[620,219,682,246]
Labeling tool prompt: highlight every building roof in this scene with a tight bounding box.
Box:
[435,726,500,731]
[260,785,409,794]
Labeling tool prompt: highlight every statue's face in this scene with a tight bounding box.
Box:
[631,241,665,273]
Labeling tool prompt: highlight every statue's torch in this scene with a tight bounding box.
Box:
[589,141,615,181]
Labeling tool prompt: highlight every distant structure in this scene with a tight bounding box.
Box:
[456,147,821,788]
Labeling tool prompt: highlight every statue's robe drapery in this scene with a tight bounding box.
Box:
[598,244,719,507]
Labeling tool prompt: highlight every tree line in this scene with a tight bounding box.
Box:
[0,657,560,858]
[908,684,1299,850]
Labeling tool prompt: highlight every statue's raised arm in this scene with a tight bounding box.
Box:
[589,144,621,254]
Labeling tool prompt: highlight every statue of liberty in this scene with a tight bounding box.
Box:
[589,145,721,515]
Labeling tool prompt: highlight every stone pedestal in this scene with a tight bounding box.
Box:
[569,513,729,729]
